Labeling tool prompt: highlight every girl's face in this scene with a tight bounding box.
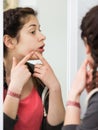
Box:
[15,15,46,60]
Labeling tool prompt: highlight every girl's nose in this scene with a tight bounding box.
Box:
[38,31,46,41]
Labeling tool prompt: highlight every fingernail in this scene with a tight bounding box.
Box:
[87,64,90,71]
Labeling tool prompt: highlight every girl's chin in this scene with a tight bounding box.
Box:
[30,55,38,60]
[30,52,43,60]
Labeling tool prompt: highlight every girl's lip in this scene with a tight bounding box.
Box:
[38,48,45,53]
[38,44,45,53]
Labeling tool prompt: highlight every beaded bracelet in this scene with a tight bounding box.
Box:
[66,101,80,109]
[7,90,21,99]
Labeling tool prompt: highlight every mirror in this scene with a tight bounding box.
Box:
[3,0,98,127]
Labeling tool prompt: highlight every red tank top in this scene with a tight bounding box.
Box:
[14,88,44,130]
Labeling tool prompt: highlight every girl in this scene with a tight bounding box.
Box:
[3,7,65,130]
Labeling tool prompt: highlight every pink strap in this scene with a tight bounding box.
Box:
[66,100,80,109]
[7,90,21,99]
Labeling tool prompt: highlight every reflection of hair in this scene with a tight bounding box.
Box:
[80,5,98,90]
[4,7,37,57]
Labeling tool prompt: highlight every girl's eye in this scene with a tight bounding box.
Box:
[31,31,35,34]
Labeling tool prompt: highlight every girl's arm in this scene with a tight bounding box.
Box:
[33,52,65,126]
[62,92,98,130]
[4,52,34,119]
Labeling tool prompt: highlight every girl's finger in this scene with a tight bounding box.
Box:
[33,73,41,79]
[34,52,48,65]
[34,67,41,74]
[78,59,89,74]
[34,64,43,69]
[18,51,34,65]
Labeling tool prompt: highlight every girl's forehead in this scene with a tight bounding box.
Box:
[23,15,39,28]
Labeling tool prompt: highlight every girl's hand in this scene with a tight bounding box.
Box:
[33,52,60,90]
[68,59,92,100]
[9,51,34,93]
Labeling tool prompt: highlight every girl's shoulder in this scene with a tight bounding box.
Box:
[86,88,98,108]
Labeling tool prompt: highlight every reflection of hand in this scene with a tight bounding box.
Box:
[33,52,60,90]
[85,64,93,93]
[9,51,34,93]
[68,59,90,101]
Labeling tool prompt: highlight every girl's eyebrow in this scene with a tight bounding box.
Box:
[28,24,40,28]
[26,24,40,31]
[29,24,36,27]
[24,24,36,30]
[27,24,36,29]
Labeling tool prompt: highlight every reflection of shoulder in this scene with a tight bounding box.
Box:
[86,88,98,107]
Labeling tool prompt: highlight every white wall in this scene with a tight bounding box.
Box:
[19,0,67,105]
[66,0,78,96]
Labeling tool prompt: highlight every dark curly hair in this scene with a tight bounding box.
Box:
[80,5,98,90]
[4,7,37,57]
[3,7,44,90]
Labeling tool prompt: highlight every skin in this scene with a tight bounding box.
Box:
[4,15,65,125]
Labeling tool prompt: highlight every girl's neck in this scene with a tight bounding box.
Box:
[4,62,12,88]
[4,58,12,83]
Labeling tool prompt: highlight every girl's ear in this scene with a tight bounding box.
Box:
[85,44,91,54]
[3,35,17,49]
[83,37,94,67]
[83,37,91,54]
